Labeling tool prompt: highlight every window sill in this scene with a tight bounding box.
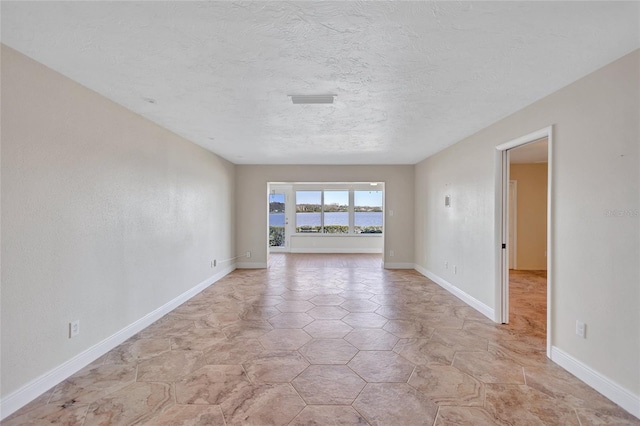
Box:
[292,233,383,237]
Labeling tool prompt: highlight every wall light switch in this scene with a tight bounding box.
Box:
[69,320,80,338]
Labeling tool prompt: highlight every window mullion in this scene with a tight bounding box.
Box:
[321,190,324,233]
[349,190,354,234]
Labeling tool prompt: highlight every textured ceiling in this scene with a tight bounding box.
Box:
[2,2,639,165]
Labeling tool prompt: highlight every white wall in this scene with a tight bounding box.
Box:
[290,235,383,253]
[237,165,414,267]
[414,50,639,400]
[0,45,236,402]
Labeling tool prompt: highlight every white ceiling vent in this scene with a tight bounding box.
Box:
[289,95,336,104]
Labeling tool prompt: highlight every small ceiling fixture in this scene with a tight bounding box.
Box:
[288,94,336,104]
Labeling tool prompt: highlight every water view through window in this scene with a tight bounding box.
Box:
[285,189,383,234]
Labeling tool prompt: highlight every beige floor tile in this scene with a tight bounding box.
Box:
[383,319,435,339]
[575,407,640,425]
[393,338,455,366]
[434,406,500,426]
[268,312,314,328]
[7,257,635,425]
[303,319,354,338]
[275,300,315,313]
[307,305,349,319]
[452,351,525,384]
[2,403,89,426]
[298,339,359,364]
[408,365,484,406]
[243,351,309,384]
[341,299,381,313]
[84,382,174,425]
[289,405,370,425]
[310,294,346,306]
[292,365,366,405]
[104,338,171,365]
[259,328,312,350]
[338,290,374,299]
[239,305,281,321]
[484,384,580,425]
[171,328,227,351]
[348,351,415,383]
[137,350,205,382]
[219,383,305,425]
[222,320,273,339]
[49,364,137,405]
[342,313,388,329]
[150,404,226,426]
[344,329,399,350]
[175,364,250,405]
[203,338,265,365]
[354,383,438,426]
[194,311,240,329]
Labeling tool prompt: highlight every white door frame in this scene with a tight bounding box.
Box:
[494,126,553,357]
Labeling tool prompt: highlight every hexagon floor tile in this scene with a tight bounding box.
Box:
[8,255,627,426]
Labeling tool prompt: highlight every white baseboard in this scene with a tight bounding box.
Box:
[0,264,236,421]
[383,262,415,269]
[550,347,640,419]
[236,262,267,269]
[290,248,382,254]
[414,265,494,321]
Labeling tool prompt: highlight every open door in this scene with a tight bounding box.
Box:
[268,184,293,253]
[495,126,553,357]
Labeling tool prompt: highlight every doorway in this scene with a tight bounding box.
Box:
[495,126,552,356]
[268,184,293,253]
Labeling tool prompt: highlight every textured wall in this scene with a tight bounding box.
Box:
[414,50,639,395]
[511,163,548,270]
[0,45,236,398]
[236,165,414,267]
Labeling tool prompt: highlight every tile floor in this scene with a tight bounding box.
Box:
[4,254,638,425]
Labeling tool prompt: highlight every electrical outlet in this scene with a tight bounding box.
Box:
[69,320,80,338]
[576,320,586,338]
[453,265,457,274]
[445,261,448,269]
[246,251,251,258]
[389,250,395,257]
[214,259,217,267]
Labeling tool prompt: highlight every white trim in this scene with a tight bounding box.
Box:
[495,125,553,357]
[269,247,289,253]
[383,262,414,269]
[236,262,268,269]
[290,248,382,254]
[495,127,550,151]
[414,265,494,320]
[550,347,640,419]
[0,265,236,420]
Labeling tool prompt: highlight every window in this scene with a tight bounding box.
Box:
[296,191,322,233]
[295,187,383,234]
[354,190,383,233]
[323,191,349,234]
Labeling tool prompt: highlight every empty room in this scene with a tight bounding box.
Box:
[1,2,639,425]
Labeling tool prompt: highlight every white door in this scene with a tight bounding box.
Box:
[268,185,293,252]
